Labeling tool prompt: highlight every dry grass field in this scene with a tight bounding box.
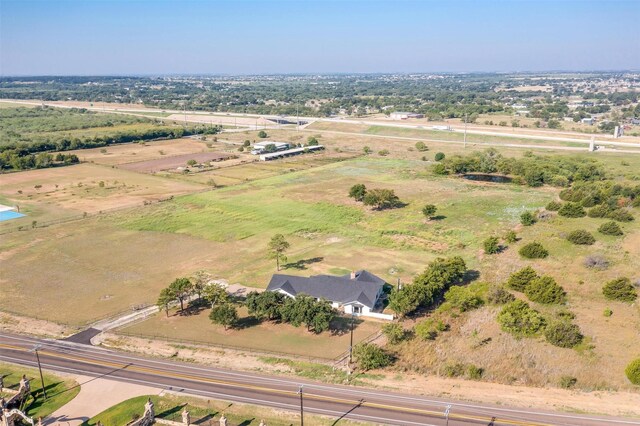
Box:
[0,163,205,229]
[66,138,214,166]
[118,151,233,173]
[122,305,380,359]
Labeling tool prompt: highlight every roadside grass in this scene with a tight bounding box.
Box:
[120,306,380,359]
[83,394,370,426]
[0,362,80,418]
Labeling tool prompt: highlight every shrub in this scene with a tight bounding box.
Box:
[559,376,578,389]
[603,278,638,302]
[422,204,437,219]
[506,266,539,291]
[444,286,484,312]
[257,130,268,138]
[606,209,634,222]
[598,221,623,236]
[583,254,609,270]
[566,229,595,245]
[626,359,640,385]
[467,365,484,380]
[544,321,583,348]
[415,141,428,151]
[348,183,367,202]
[504,230,517,244]
[415,318,448,340]
[558,202,586,218]
[382,323,406,345]
[587,204,610,218]
[603,308,613,317]
[483,236,500,254]
[435,152,445,161]
[525,276,566,304]
[442,362,465,377]
[378,149,390,156]
[546,201,562,211]
[519,242,549,259]
[487,286,515,304]
[432,163,448,174]
[352,343,392,370]
[497,300,546,337]
[520,211,536,226]
[363,146,372,154]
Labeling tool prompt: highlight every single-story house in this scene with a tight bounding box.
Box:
[390,111,424,120]
[266,270,392,319]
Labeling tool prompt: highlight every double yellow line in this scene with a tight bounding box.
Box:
[0,342,551,425]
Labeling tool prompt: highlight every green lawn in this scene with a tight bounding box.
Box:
[0,362,80,418]
[84,394,370,426]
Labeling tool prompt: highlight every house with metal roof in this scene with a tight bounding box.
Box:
[266,270,392,319]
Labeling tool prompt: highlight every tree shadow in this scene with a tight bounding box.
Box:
[283,257,324,270]
[238,418,256,426]
[233,315,262,330]
[430,215,447,221]
[462,269,480,283]
[329,316,364,336]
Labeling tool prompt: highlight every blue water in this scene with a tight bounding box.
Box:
[0,210,26,222]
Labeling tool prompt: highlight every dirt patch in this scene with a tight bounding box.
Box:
[0,312,75,338]
[119,152,234,173]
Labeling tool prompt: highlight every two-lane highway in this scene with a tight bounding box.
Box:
[1,332,638,426]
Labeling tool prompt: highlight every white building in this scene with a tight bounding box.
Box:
[390,111,424,120]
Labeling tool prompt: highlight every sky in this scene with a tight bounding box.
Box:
[1,0,639,76]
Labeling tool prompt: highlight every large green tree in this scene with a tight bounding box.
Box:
[168,277,192,312]
[268,234,290,271]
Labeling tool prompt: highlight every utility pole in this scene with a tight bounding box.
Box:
[348,313,355,363]
[183,104,187,125]
[298,385,304,426]
[463,113,468,149]
[33,345,47,401]
[296,102,300,132]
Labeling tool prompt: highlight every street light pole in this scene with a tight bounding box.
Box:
[33,345,47,401]
[463,113,468,149]
[298,385,304,426]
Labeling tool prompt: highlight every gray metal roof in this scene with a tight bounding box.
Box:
[266,270,384,309]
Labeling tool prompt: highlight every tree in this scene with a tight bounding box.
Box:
[483,236,500,254]
[520,211,536,226]
[168,277,192,312]
[598,221,623,236]
[387,286,420,318]
[352,343,392,370]
[525,276,566,304]
[506,266,538,291]
[603,277,637,302]
[422,204,437,219]
[626,358,640,385]
[546,201,562,211]
[191,270,211,300]
[268,234,290,271]
[363,188,401,210]
[382,323,406,344]
[348,184,367,202]
[519,242,549,259]
[566,229,595,245]
[186,159,197,166]
[497,300,546,337]
[202,283,229,308]
[246,291,285,321]
[558,202,586,218]
[415,141,428,152]
[156,288,173,317]
[435,152,445,161]
[504,230,517,243]
[444,286,484,312]
[414,318,447,340]
[209,303,238,330]
[258,130,268,138]
[605,209,634,222]
[307,136,319,146]
[544,321,583,348]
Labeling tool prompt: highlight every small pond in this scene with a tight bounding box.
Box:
[462,173,513,183]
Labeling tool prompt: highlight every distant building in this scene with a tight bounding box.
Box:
[251,141,290,155]
[390,111,424,120]
[267,270,393,320]
[581,117,595,125]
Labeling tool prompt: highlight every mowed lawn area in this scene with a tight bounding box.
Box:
[122,306,380,359]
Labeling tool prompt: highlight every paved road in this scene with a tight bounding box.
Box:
[1,333,638,426]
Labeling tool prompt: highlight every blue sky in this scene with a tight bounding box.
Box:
[1,0,639,75]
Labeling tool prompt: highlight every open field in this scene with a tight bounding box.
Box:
[63,138,215,166]
[0,362,80,417]
[0,163,205,229]
[118,151,234,173]
[121,305,380,359]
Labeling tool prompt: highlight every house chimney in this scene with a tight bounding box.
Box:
[350,271,356,280]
